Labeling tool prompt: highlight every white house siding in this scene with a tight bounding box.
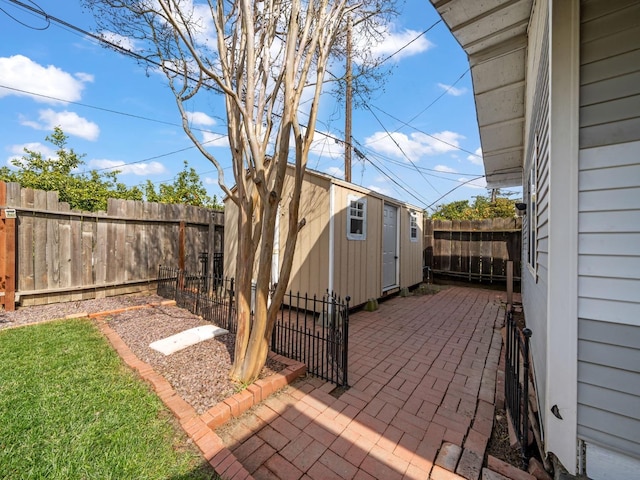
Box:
[577,0,640,466]
[521,0,551,426]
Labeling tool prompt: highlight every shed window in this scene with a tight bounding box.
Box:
[347,196,366,240]
[409,211,418,242]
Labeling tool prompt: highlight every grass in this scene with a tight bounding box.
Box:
[0,318,218,480]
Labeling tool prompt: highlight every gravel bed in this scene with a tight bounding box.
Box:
[1,294,285,415]
[0,294,166,330]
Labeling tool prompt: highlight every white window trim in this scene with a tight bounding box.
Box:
[409,211,418,242]
[347,195,367,240]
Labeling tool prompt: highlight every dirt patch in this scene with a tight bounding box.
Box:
[487,409,526,468]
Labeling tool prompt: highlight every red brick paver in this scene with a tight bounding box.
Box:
[216,287,508,479]
[95,287,511,480]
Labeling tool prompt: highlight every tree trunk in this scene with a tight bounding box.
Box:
[229,192,256,381]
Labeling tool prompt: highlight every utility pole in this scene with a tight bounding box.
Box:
[345,14,353,183]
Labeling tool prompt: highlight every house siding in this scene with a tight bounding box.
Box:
[577,0,640,460]
[521,0,550,422]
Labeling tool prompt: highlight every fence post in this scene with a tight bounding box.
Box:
[178,221,186,271]
[199,251,208,294]
[227,277,234,331]
[0,183,16,311]
[506,260,514,309]
[342,296,350,387]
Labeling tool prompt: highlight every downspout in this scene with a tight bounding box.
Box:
[328,184,335,294]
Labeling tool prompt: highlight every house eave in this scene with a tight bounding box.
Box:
[430,0,534,188]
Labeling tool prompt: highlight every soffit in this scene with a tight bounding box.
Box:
[429,0,534,188]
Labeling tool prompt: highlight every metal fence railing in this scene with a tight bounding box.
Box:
[505,309,532,468]
[156,265,350,387]
[272,291,350,387]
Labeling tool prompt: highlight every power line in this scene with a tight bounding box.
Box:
[377,20,441,65]
[0,84,224,134]
[370,104,482,158]
[85,135,227,175]
[405,68,471,127]
[4,0,486,205]
[364,102,441,195]
[0,0,49,30]
[351,140,433,206]
[425,175,486,210]
[4,0,477,162]
[361,147,479,180]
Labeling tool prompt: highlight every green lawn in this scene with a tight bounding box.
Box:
[0,318,217,480]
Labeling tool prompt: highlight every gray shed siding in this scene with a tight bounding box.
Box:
[577,0,640,459]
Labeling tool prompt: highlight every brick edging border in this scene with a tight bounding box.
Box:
[92,304,307,480]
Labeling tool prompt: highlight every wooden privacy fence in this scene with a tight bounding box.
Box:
[0,182,224,309]
[423,217,522,283]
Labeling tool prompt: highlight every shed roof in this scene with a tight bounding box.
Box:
[429,0,534,188]
[303,166,423,212]
[223,164,423,212]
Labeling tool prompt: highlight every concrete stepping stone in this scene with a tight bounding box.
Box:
[149,325,228,355]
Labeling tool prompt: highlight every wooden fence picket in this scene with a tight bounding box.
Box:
[423,217,522,283]
[0,182,223,308]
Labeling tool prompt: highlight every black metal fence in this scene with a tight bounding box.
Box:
[156,265,350,387]
[505,309,532,468]
[272,291,350,387]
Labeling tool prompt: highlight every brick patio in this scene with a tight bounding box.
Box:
[93,285,515,479]
[214,286,509,479]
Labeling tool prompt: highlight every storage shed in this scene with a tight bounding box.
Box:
[224,166,424,307]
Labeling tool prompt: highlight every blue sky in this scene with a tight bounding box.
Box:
[0,0,519,211]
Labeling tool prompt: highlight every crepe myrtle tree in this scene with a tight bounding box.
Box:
[84,0,395,383]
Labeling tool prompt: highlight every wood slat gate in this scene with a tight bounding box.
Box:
[423,217,522,283]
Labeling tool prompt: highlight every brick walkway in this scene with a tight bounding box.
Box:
[216,286,508,479]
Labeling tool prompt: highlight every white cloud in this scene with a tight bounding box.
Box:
[324,166,344,178]
[366,25,433,63]
[0,55,91,104]
[6,142,55,166]
[308,131,344,160]
[204,176,217,185]
[75,72,95,83]
[437,83,467,96]
[187,111,216,126]
[191,2,217,47]
[99,31,141,52]
[364,130,465,160]
[434,165,457,173]
[202,131,229,148]
[467,147,483,165]
[459,176,487,189]
[21,109,100,141]
[367,184,392,196]
[89,159,166,176]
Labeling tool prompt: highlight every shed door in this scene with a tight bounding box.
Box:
[382,203,398,289]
